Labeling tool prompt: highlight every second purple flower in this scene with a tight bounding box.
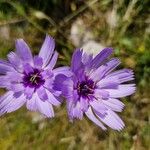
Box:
[60,48,136,131]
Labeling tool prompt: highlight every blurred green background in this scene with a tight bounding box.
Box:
[0,0,149,149]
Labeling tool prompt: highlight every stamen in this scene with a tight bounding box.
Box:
[77,80,95,97]
[23,69,45,88]
[30,74,38,83]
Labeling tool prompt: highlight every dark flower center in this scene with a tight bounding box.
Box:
[23,69,45,89]
[77,80,95,97]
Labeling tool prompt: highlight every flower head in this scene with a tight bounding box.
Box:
[62,48,136,131]
[0,35,71,117]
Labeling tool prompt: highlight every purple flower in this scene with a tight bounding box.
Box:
[0,35,71,117]
[62,48,136,131]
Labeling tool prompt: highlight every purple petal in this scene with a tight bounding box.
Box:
[23,63,34,74]
[94,89,109,99]
[71,49,83,72]
[26,94,37,111]
[43,79,53,91]
[85,107,106,130]
[42,70,53,80]
[39,35,55,67]
[6,71,23,83]
[89,59,120,82]
[80,97,89,112]
[0,60,13,74]
[95,109,125,131]
[53,66,72,77]
[72,102,83,120]
[89,65,106,81]
[107,69,133,77]
[66,100,74,120]
[82,52,93,65]
[0,76,9,88]
[7,52,23,72]
[0,92,26,115]
[107,69,134,83]
[103,58,121,75]
[62,78,74,98]
[75,68,86,82]
[0,91,14,112]
[15,39,33,63]
[37,86,48,101]
[45,51,58,69]
[11,83,24,93]
[33,56,43,69]
[36,94,54,118]
[24,86,35,99]
[13,92,22,98]
[89,47,113,69]
[102,98,125,112]
[106,84,136,98]
[46,89,61,106]
[51,90,62,97]
[6,94,26,113]
[97,77,119,89]
[53,74,68,92]
[90,100,108,115]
